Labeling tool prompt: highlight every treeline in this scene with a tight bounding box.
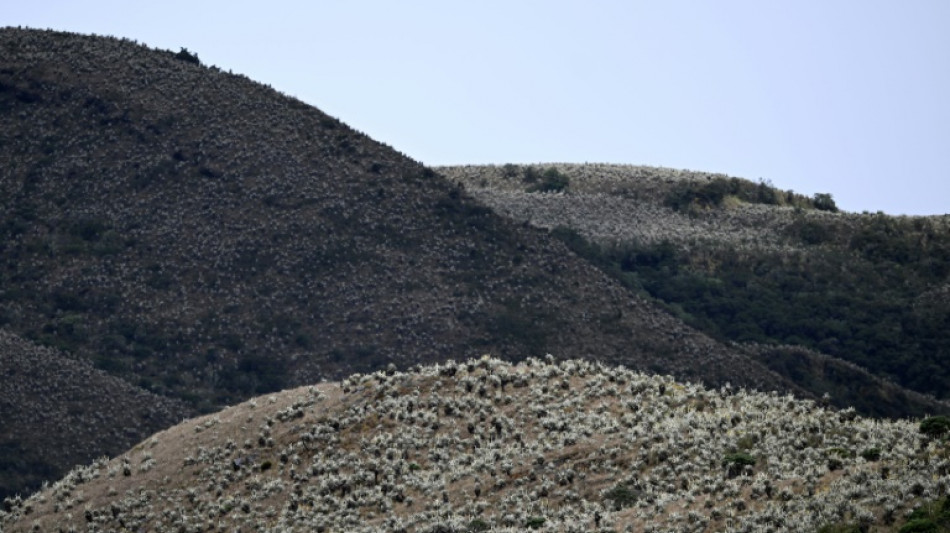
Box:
[664,176,839,213]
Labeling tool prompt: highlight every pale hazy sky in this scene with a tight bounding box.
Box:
[7,1,949,215]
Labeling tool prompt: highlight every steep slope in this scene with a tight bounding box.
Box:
[3,358,948,532]
[0,29,799,497]
[0,330,188,501]
[440,163,950,416]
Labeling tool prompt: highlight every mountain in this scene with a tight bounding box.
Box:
[438,163,950,415]
[3,358,948,532]
[0,28,800,498]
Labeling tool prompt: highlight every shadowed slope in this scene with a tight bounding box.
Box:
[0,330,188,500]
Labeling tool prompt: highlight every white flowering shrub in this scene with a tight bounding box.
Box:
[3,357,948,532]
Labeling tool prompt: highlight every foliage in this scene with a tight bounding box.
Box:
[500,163,519,179]
[817,523,868,533]
[813,192,839,212]
[526,167,570,193]
[723,452,756,469]
[525,516,546,529]
[173,47,200,65]
[521,166,541,184]
[467,518,490,532]
[860,448,882,462]
[920,416,950,439]
[664,177,821,212]
[900,519,941,533]
[899,498,950,533]
[604,483,642,510]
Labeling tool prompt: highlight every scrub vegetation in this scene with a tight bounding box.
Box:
[3,357,948,532]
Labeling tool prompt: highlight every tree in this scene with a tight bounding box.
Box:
[174,47,200,65]
[813,193,838,212]
[919,416,950,439]
[527,167,569,193]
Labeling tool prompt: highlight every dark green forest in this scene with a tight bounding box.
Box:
[554,210,950,401]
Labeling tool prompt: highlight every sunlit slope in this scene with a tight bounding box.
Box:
[3,357,948,532]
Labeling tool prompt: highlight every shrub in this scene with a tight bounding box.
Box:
[525,516,545,529]
[665,178,739,211]
[920,416,950,439]
[899,497,950,532]
[723,452,756,477]
[467,518,490,532]
[527,167,569,193]
[663,176,819,212]
[828,457,844,471]
[813,193,839,212]
[604,483,642,510]
[790,218,835,245]
[828,447,854,458]
[173,47,200,65]
[860,448,882,462]
[735,434,758,451]
[898,518,939,533]
[521,166,541,184]
[817,523,866,533]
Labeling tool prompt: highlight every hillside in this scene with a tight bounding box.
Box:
[0,330,188,505]
[439,164,950,414]
[0,28,804,498]
[3,358,949,532]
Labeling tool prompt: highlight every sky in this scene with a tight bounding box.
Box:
[6,1,949,215]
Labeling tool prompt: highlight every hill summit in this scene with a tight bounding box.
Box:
[2,357,948,532]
